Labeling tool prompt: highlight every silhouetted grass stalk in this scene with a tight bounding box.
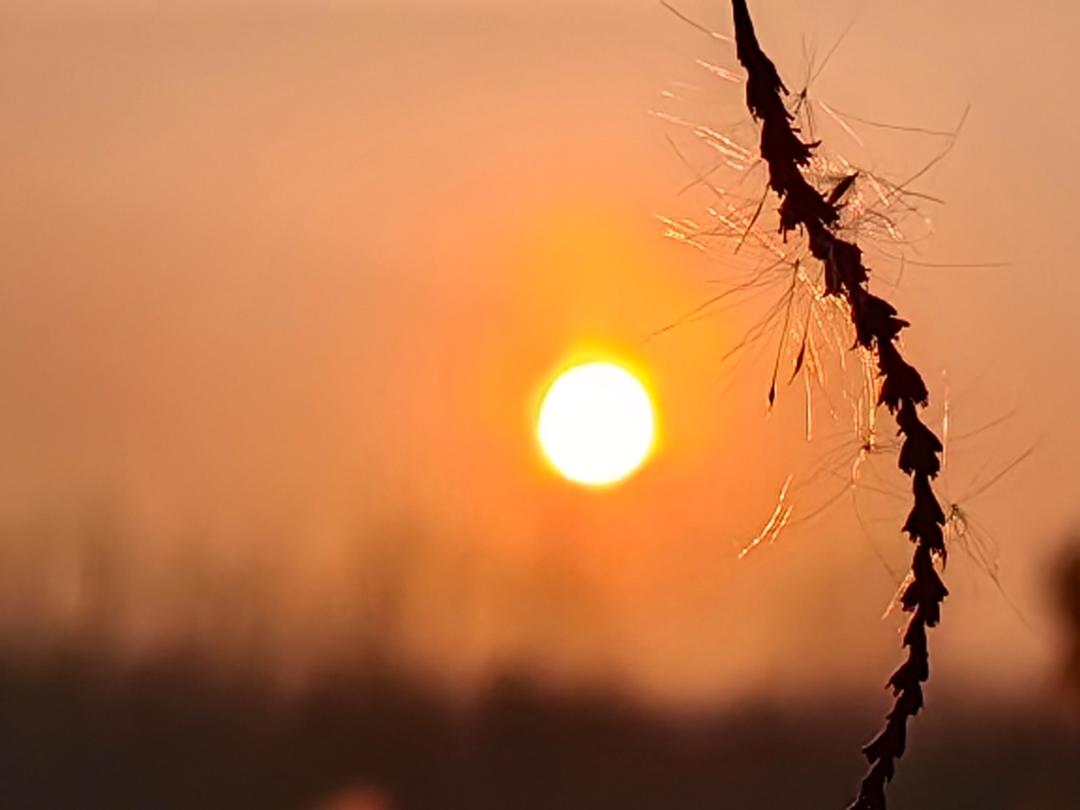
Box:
[729,3,948,807]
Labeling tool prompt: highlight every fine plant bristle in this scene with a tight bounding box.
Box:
[722,3,951,807]
[658,4,1017,803]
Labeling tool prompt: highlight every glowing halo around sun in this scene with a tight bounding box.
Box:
[536,361,656,487]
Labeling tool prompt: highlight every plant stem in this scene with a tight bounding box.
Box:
[728,3,949,807]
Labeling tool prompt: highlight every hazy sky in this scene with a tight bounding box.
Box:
[1,0,1077,705]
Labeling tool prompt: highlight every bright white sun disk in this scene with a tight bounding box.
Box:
[537,361,655,486]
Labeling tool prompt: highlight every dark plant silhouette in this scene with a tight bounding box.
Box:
[729,2,948,807]
[1057,542,1080,699]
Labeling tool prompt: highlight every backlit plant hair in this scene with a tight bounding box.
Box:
[728,2,949,807]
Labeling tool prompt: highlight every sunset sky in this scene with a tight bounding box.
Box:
[1,0,1078,708]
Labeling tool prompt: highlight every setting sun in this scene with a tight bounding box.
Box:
[537,361,656,487]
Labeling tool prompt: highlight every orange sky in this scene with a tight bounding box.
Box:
[0,1,1077,705]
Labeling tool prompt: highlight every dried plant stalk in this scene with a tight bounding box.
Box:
[728,2,948,808]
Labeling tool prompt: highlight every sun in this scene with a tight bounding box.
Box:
[536,361,656,487]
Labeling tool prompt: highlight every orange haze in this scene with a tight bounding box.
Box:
[0,1,1078,706]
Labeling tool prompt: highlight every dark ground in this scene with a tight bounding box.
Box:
[0,649,1076,810]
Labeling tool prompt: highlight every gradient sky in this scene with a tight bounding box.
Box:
[1,0,1077,705]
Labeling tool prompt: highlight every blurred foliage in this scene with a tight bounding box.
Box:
[0,648,1077,810]
[1056,542,1080,699]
